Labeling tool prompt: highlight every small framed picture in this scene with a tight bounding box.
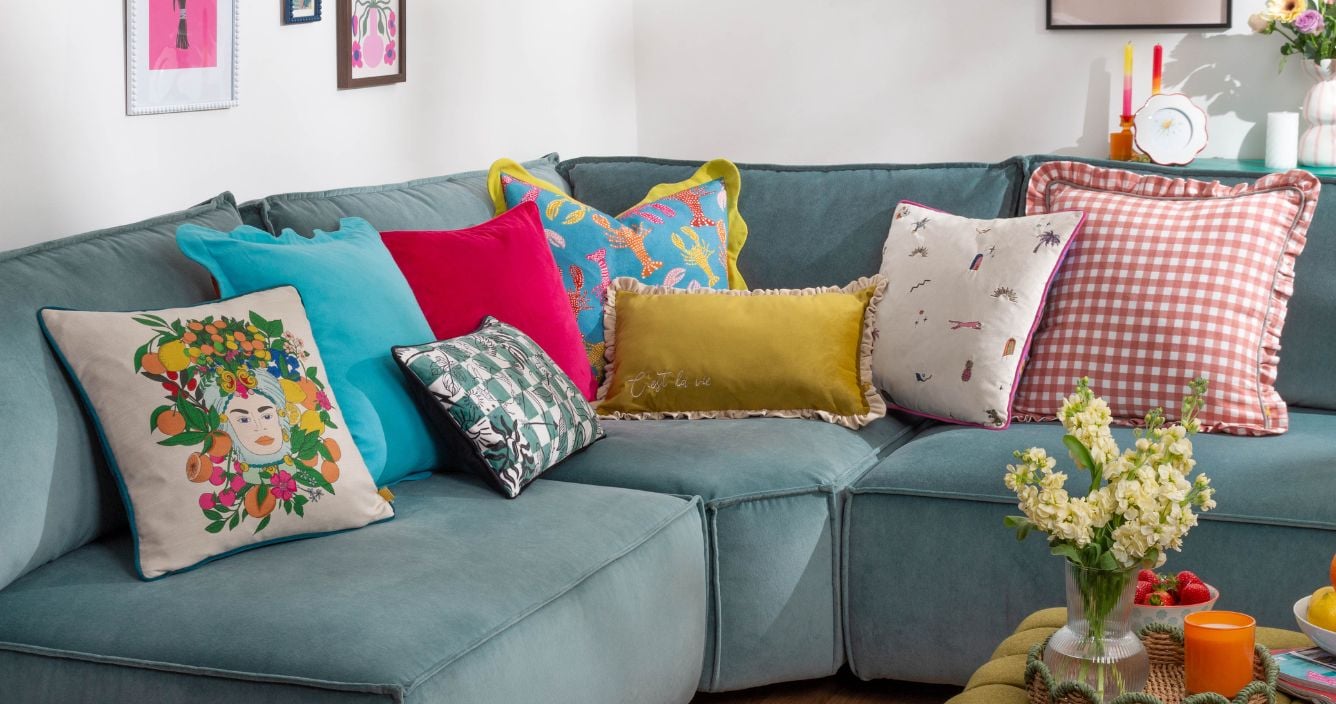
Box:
[284,0,321,24]
[1047,0,1231,29]
[337,0,405,89]
[125,0,240,115]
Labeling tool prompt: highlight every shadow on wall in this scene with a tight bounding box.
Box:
[1054,32,1310,159]
[1054,59,1112,158]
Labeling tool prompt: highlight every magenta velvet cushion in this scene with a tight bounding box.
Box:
[381,202,595,399]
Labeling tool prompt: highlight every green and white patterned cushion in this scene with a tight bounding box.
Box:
[393,317,604,498]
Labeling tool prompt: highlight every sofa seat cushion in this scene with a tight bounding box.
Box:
[843,410,1336,685]
[541,414,922,692]
[853,410,1336,531]
[0,474,707,704]
[546,414,921,504]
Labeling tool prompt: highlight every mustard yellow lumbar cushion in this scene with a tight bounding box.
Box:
[596,276,888,429]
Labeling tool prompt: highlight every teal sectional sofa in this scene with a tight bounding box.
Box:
[1,153,1331,702]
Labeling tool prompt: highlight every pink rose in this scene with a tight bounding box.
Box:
[1296,9,1325,34]
[198,493,217,510]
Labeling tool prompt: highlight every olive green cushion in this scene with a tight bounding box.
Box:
[946,608,1309,704]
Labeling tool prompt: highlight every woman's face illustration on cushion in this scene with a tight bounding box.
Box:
[225,391,283,458]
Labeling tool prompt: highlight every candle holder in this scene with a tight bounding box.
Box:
[1025,623,1277,704]
[1110,115,1136,161]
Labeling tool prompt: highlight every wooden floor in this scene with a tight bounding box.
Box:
[690,671,961,704]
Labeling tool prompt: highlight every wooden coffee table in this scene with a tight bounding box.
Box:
[947,607,1314,704]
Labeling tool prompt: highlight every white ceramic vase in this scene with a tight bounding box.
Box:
[1300,59,1336,167]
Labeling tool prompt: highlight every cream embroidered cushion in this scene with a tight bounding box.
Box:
[41,286,394,579]
[871,202,1085,428]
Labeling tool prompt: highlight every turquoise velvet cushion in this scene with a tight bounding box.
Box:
[0,193,241,594]
[0,474,706,703]
[1022,154,1336,412]
[252,154,569,237]
[844,411,1336,684]
[558,156,1025,290]
[177,218,440,486]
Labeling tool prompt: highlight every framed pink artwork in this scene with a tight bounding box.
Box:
[126,0,239,115]
[337,0,405,89]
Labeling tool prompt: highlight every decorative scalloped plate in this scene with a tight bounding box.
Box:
[1133,94,1210,167]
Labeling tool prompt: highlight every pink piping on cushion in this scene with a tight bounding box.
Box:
[890,200,1088,431]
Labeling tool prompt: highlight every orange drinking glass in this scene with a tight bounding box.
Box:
[1184,611,1257,697]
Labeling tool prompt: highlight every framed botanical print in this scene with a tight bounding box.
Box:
[1047,0,1231,29]
[337,0,405,89]
[125,0,240,115]
[285,0,321,24]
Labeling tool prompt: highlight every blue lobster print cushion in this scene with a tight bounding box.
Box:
[393,317,604,499]
[40,286,395,580]
[487,158,748,382]
[869,202,1085,429]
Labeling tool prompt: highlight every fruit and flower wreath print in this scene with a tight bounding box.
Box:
[40,286,394,580]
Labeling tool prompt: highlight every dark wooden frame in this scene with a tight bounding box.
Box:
[337,0,405,89]
[1046,0,1231,30]
[284,0,322,24]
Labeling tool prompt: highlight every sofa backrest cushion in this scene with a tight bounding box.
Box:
[557,156,1026,290]
[1023,155,1336,412]
[0,193,242,592]
[249,154,569,237]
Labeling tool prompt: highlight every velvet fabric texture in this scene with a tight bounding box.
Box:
[844,411,1336,685]
[0,475,707,703]
[542,413,926,691]
[558,156,1026,291]
[381,202,594,399]
[0,193,241,594]
[247,154,569,237]
[177,218,442,486]
[597,277,888,429]
[40,287,396,579]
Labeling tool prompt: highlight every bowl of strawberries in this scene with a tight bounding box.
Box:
[1131,570,1219,632]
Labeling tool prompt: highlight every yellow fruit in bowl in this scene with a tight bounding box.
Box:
[1308,586,1336,631]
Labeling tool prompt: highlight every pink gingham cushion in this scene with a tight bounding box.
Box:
[1013,161,1319,435]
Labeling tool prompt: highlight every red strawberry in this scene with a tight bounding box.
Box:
[1147,590,1177,607]
[1135,581,1155,605]
[1176,571,1202,591]
[1138,569,1157,583]
[1179,582,1212,606]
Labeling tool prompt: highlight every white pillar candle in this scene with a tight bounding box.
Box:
[1267,112,1299,170]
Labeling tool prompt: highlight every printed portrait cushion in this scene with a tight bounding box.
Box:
[40,287,395,580]
[597,277,887,429]
[871,202,1085,429]
[487,158,749,382]
[1015,161,1320,435]
[177,217,441,485]
[393,317,604,499]
[381,202,594,400]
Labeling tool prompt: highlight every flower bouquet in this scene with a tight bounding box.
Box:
[1003,378,1216,700]
[1249,0,1336,66]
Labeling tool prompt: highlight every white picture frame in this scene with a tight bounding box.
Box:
[126,0,240,115]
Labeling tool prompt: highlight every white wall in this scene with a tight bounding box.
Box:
[631,0,1311,165]
[0,1,638,251]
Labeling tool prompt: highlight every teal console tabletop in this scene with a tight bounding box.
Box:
[1188,157,1336,177]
